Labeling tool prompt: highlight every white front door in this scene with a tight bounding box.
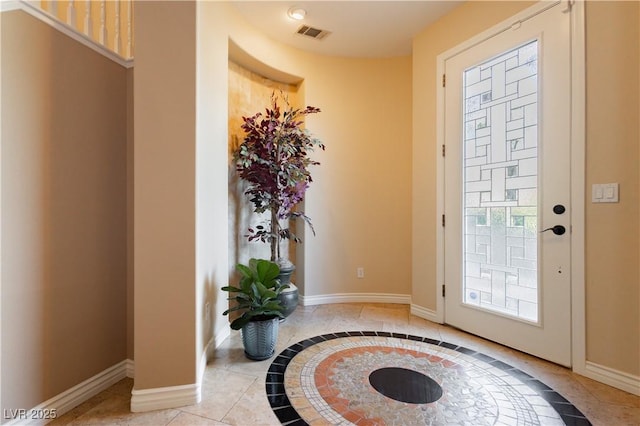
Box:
[443,2,572,366]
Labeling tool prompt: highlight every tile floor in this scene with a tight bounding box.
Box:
[270,333,585,424]
[49,303,639,426]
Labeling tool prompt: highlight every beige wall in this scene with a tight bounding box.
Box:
[412,0,535,316]
[0,11,3,414]
[301,56,413,297]
[584,1,639,376]
[413,0,640,376]
[133,2,197,390]
[195,1,232,377]
[126,67,134,361]
[227,15,414,298]
[1,9,127,412]
[133,0,233,393]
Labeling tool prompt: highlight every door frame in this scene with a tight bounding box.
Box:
[435,0,585,372]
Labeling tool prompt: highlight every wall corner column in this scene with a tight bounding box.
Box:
[132,1,199,411]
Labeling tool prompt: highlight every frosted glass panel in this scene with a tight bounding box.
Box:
[462,40,539,322]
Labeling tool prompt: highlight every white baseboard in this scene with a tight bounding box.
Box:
[583,361,640,396]
[300,292,411,306]
[203,325,231,367]
[410,304,442,324]
[129,327,232,414]
[119,327,232,414]
[214,325,231,349]
[4,360,130,425]
[297,294,443,326]
[130,383,201,413]
[199,335,215,384]
[125,359,135,379]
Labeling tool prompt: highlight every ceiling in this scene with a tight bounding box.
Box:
[230,1,464,58]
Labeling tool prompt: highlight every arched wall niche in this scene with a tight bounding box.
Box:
[229,39,303,85]
[227,39,307,288]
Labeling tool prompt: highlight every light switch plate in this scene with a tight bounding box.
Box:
[592,184,602,202]
[592,183,619,203]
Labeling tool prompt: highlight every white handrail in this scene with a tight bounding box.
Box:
[8,0,134,67]
[29,0,134,60]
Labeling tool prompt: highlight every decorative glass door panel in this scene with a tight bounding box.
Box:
[443,1,573,366]
[462,40,539,323]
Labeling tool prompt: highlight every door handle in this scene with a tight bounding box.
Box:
[540,225,566,235]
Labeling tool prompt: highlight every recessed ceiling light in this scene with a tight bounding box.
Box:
[287,7,306,20]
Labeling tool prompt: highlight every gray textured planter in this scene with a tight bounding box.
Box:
[278,283,299,320]
[241,317,279,360]
[277,264,295,286]
[277,264,298,320]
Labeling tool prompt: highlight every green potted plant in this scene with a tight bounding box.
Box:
[222,258,288,360]
[234,92,324,318]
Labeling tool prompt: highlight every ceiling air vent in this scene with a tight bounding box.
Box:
[296,25,330,40]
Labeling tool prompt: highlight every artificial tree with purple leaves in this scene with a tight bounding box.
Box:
[234,92,324,264]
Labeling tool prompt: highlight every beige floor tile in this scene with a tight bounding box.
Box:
[381,303,411,310]
[573,374,640,407]
[179,368,256,421]
[168,412,231,426]
[206,343,243,370]
[280,324,336,345]
[329,316,384,332]
[46,303,639,426]
[360,305,409,324]
[221,378,280,426]
[49,379,136,426]
[225,349,279,377]
[579,399,640,426]
[67,398,180,426]
[311,303,363,319]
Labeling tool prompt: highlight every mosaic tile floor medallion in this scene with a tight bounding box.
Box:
[266,332,591,426]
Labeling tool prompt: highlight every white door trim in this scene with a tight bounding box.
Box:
[568,0,586,377]
[435,0,585,371]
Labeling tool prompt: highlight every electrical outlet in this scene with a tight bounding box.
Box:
[357,267,365,279]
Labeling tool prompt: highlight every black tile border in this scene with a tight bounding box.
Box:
[265,331,591,426]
